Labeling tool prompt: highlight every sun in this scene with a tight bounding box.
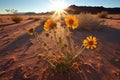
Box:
[50,0,67,12]
[50,0,68,20]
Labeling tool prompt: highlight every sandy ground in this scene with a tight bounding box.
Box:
[0,14,120,80]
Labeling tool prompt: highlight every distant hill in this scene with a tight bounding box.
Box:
[16,12,36,14]
[65,5,120,14]
[24,12,36,14]
[15,5,120,15]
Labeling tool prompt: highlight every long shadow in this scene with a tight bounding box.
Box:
[81,64,101,80]
[70,27,120,80]
[1,20,39,31]
[0,24,43,56]
[10,20,40,30]
[109,57,120,69]
[100,27,120,44]
[0,23,16,27]
[109,18,120,20]
[74,27,120,44]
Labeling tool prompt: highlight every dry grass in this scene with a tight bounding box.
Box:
[77,13,105,30]
[11,16,23,23]
[97,11,108,18]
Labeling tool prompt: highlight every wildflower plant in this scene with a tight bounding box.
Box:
[27,14,98,77]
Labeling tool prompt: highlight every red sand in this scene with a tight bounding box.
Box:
[0,14,120,80]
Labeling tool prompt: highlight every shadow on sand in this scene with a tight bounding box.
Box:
[0,23,16,27]
[0,24,43,56]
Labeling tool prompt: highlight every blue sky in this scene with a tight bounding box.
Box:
[0,0,120,14]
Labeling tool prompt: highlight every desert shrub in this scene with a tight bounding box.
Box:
[27,14,99,76]
[98,11,108,18]
[109,16,112,19]
[34,18,41,21]
[27,17,34,20]
[12,16,23,23]
[77,13,105,30]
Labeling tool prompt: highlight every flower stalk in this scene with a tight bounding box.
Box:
[27,14,98,75]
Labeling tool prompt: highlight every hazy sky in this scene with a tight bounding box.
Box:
[0,0,120,14]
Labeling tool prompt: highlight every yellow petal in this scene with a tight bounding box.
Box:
[86,46,90,49]
[93,37,97,41]
[94,41,97,45]
[91,46,94,49]
[93,45,97,48]
[89,36,93,40]
[87,37,90,41]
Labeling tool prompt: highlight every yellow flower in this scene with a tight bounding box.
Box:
[83,36,97,49]
[44,19,56,31]
[65,15,78,29]
[72,62,79,69]
[28,28,34,35]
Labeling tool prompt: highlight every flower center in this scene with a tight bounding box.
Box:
[50,22,56,28]
[69,19,74,25]
[57,56,62,61]
[72,63,78,69]
[29,28,33,33]
[74,64,77,67]
[88,41,93,45]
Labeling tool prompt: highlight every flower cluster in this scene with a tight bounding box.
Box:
[27,15,98,76]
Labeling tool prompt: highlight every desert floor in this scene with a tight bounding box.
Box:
[0,14,120,80]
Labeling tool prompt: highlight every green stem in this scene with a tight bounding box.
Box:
[33,31,50,54]
[78,44,84,53]
[47,60,56,68]
[34,32,41,45]
[72,46,85,60]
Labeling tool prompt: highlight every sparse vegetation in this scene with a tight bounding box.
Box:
[98,11,108,18]
[5,9,18,14]
[77,13,105,30]
[34,18,41,21]
[0,3,120,80]
[5,9,23,23]
[27,14,98,77]
[12,16,23,23]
